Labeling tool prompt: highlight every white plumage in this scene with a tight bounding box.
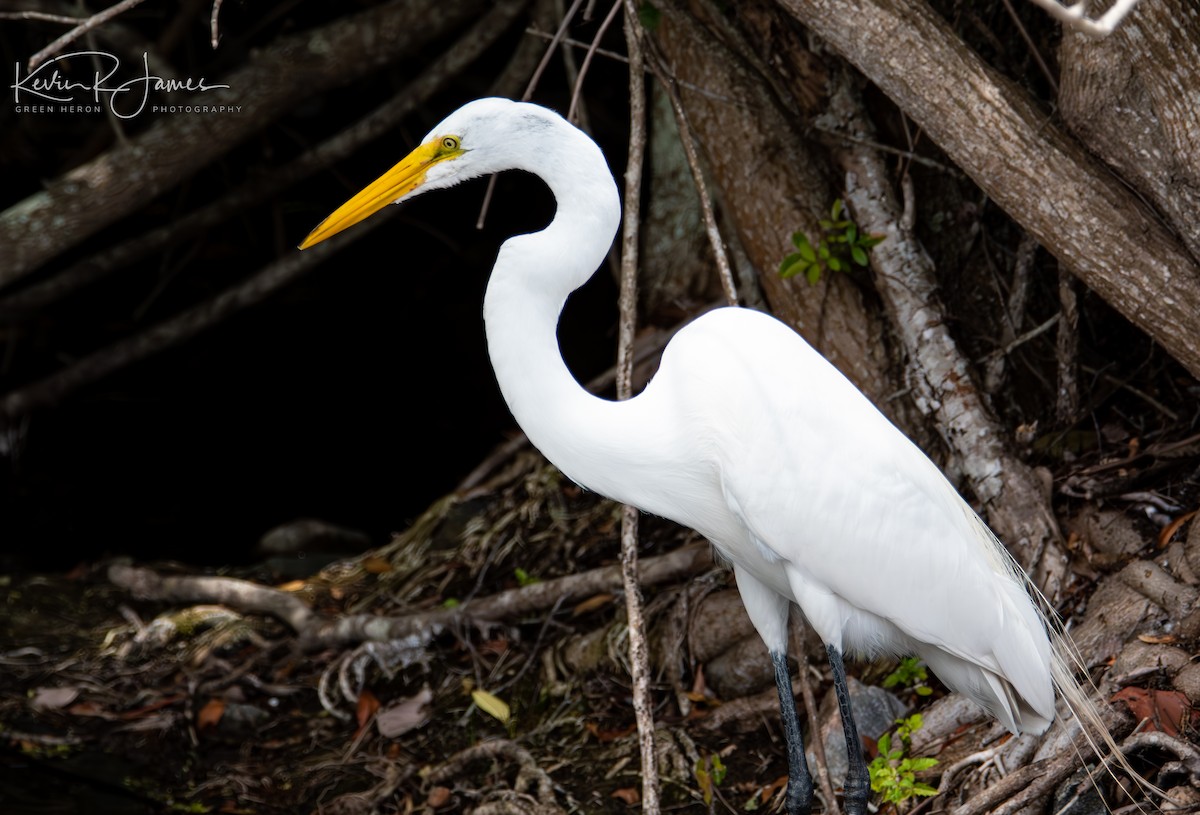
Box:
[301,97,1069,815]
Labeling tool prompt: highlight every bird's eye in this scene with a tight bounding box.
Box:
[441,136,460,151]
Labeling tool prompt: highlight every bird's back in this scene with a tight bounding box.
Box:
[638,306,1055,733]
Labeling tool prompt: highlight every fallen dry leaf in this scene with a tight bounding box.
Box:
[356,689,381,735]
[611,787,640,805]
[1137,633,1177,645]
[1157,508,1197,549]
[196,698,225,731]
[30,686,79,710]
[1111,687,1198,737]
[471,689,510,724]
[427,786,452,808]
[376,686,434,738]
[572,594,613,616]
[362,555,392,574]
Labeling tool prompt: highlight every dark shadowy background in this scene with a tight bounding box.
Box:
[0,3,628,569]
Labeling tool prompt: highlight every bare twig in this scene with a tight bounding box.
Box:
[1057,266,1081,423]
[617,6,660,813]
[643,52,738,306]
[522,27,629,63]
[0,216,391,424]
[567,0,622,123]
[0,0,525,319]
[210,0,225,48]
[523,0,587,99]
[796,660,841,815]
[999,0,1059,94]
[107,564,315,632]
[26,0,153,70]
[0,11,83,24]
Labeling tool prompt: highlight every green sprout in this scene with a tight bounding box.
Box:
[779,199,884,284]
[694,752,727,807]
[868,714,939,804]
[883,657,933,697]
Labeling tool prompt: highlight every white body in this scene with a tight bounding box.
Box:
[423,99,1056,735]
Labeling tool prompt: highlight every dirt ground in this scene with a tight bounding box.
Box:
[2,433,1199,815]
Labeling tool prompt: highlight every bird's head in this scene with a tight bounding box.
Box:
[299,98,566,250]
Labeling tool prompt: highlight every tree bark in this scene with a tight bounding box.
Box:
[775,0,1200,380]
[826,72,1067,596]
[653,1,901,410]
[1059,0,1200,263]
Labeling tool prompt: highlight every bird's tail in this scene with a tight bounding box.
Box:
[1034,579,1163,805]
[966,506,1159,804]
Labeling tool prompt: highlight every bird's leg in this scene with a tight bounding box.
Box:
[826,644,870,815]
[771,649,814,815]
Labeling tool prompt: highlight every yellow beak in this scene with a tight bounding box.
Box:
[298,139,451,250]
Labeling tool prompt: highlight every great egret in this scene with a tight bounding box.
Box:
[300,98,1083,815]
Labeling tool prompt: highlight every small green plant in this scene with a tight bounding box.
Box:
[514,567,539,587]
[779,199,884,284]
[868,714,939,804]
[694,752,727,807]
[883,657,933,697]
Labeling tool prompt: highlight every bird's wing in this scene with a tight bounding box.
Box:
[662,308,1049,686]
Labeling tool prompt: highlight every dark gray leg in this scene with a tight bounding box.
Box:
[826,644,870,815]
[771,650,814,815]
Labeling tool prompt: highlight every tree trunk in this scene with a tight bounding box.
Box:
[654,0,902,410]
[1059,0,1200,263]
[775,0,1200,380]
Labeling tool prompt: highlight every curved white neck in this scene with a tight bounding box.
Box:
[481,122,633,497]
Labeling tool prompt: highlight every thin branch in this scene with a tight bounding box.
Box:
[618,5,660,812]
[999,0,1059,95]
[0,0,525,320]
[27,0,153,70]
[522,28,629,63]
[522,0,587,99]
[643,51,738,305]
[211,0,225,48]
[567,0,622,123]
[1057,267,1080,423]
[796,659,841,815]
[0,213,394,424]
[0,11,84,24]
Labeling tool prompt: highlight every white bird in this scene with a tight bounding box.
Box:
[299,98,1089,815]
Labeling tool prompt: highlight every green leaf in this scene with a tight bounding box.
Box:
[877,732,891,755]
[712,753,727,785]
[916,685,933,696]
[846,223,858,242]
[796,236,817,262]
[780,260,805,279]
[913,782,939,797]
[827,256,843,272]
[907,757,940,772]
[831,198,844,220]
[805,264,821,285]
[851,245,868,266]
